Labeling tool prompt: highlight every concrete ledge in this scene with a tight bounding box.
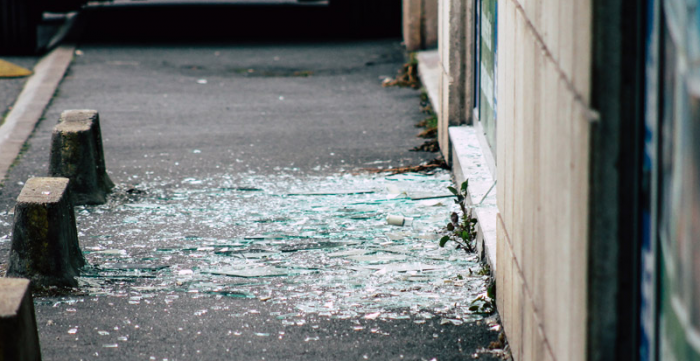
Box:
[416,50,440,120]
[449,125,497,272]
[0,278,42,360]
[417,50,498,272]
[49,110,114,205]
[6,177,85,288]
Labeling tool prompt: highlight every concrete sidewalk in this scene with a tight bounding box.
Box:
[0,6,502,360]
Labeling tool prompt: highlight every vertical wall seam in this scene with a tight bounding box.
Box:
[497,214,557,360]
[507,0,598,123]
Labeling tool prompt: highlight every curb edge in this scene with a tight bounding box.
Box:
[0,43,76,183]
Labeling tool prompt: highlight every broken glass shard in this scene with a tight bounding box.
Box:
[408,193,455,201]
[286,190,375,196]
[346,254,408,264]
[327,249,369,258]
[204,267,312,278]
[351,263,447,272]
[100,264,169,271]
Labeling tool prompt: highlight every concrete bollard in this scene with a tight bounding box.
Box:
[49,110,114,205]
[6,177,86,288]
[0,278,42,360]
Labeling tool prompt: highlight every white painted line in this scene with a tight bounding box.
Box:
[0,44,76,182]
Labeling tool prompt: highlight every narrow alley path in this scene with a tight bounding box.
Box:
[0,3,500,360]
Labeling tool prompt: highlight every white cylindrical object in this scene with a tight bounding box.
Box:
[386,214,405,226]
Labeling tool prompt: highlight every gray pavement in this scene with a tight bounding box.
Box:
[0,56,38,124]
[0,3,501,360]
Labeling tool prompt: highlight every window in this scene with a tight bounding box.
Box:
[475,0,498,157]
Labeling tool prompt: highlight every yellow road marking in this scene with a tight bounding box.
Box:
[0,59,32,78]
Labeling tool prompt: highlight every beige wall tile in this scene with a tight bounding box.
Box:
[436,0,593,358]
[492,0,591,360]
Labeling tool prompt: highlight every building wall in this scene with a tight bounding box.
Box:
[437,0,468,163]
[403,0,439,51]
[425,0,597,358]
[494,0,592,359]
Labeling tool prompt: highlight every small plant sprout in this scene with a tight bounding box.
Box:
[469,292,494,315]
[437,180,497,316]
[439,180,478,253]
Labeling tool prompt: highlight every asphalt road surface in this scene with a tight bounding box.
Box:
[0,2,502,360]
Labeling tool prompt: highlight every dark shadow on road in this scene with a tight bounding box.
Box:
[80,1,402,45]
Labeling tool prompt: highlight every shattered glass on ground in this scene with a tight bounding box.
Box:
[5,170,490,324]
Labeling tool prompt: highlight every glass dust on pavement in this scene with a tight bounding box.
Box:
[4,170,490,325]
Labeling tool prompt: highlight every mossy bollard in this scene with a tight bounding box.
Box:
[0,278,42,360]
[49,110,114,205]
[6,177,86,288]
